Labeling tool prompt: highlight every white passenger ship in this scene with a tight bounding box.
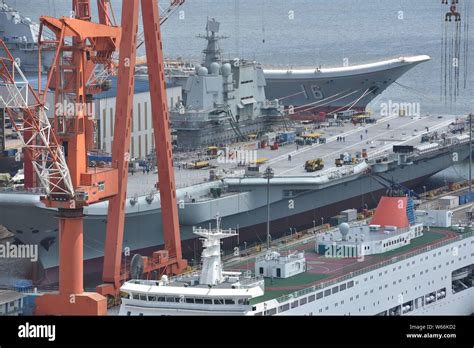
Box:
[119,195,473,316]
[119,218,265,315]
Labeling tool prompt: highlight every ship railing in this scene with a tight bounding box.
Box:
[274,230,473,304]
[0,284,59,294]
[168,270,202,283]
[366,152,396,165]
[262,55,416,70]
[239,275,264,287]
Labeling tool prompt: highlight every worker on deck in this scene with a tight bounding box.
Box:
[288,154,292,162]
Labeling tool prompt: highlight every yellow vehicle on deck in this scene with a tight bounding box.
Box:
[189,161,210,169]
[253,157,269,166]
[304,158,324,172]
[302,133,323,139]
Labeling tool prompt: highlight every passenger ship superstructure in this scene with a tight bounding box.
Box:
[119,218,265,315]
[119,197,474,316]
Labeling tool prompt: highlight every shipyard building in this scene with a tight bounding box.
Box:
[92,78,182,159]
[0,78,182,161]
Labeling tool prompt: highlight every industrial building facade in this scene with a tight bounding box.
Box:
[1,79,182,161]
[94,80,182,159]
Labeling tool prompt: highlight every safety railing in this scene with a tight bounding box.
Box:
[273,231,473,304]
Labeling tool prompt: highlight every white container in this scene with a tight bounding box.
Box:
[341,209,357,222]
[438,195,459,209]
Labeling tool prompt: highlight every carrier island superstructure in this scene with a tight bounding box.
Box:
[169,19,281,149]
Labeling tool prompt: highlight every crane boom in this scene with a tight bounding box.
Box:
[0,41,74,197]
[160,0,185,25]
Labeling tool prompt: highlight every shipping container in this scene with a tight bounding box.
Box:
[459,192,474,205]
[341,209,358,222]
[438,195,459,209]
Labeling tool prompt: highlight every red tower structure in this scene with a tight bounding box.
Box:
[96,0,187,305]
[1,0,186,315]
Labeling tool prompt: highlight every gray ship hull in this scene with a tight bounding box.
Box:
[0,140,470,282]
[0,2,55,73]
[3,45,54,73]
[263,56,430,118]
[173,117,272,149]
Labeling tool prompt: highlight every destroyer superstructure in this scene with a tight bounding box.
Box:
[0,1,54,72]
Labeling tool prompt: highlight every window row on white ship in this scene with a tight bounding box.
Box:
[256,280,355,315]
[261,256,452,315]
[376,287,447,316]
[255,240,472,315]
[383,236,408,248]
[129,293,249,305]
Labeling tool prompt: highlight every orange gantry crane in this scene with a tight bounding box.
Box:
[96,0,188,304]
[32,0,121,315]
[0,0,186,315]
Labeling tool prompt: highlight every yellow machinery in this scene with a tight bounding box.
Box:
[189,161,210,169]
[305,158,324,172]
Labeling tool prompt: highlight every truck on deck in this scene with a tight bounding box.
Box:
[305,158,324,172]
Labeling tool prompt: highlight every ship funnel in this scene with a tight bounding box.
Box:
[371,196,410,228]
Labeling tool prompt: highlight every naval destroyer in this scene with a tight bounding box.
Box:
[169,19,282,149]
[0,1,54,73]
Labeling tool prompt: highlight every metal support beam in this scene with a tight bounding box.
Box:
[141,0,184,263]
[101,0,139,286]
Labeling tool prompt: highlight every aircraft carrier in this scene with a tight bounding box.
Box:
[263,55,431,118]
[0,112,471,283]
[166,19,431,124]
